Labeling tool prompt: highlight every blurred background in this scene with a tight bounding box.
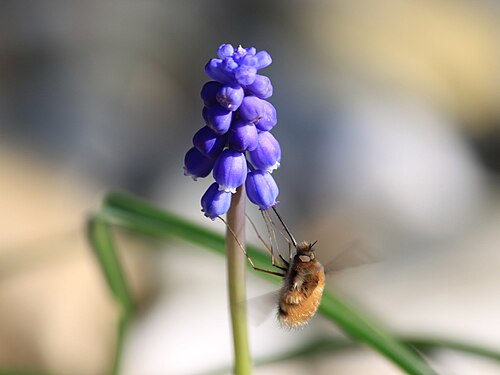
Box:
[0,1,499,374]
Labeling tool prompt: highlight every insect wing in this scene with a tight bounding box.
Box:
[323,242,381,274]
[245,290,280,327]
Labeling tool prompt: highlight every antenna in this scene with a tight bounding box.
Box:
[271,207,298,248]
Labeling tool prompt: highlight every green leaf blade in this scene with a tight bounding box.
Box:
[319,294,436,375]
[87,215,135,318]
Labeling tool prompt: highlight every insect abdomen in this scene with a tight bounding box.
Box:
[277,266,325,328]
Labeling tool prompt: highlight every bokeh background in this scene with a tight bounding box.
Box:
[1,1,499,374]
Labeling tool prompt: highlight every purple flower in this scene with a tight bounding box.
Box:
[206,105,232,134]
[217,84,245,111]
[193,126,227,159]
[248,131,281,172]
[238,96,277,131]
[228,120,258,152]
[254,100,277,131]
[201,182,232,220]
[205,58,233,84]
[183,147,215,180]
[213,150,247,193]
[247,75,273,99]
[217,44,234,58]
[201,81,223,107]
[235,64,257,86]
[185,43,282,217]
[254,51,272,70]
[245,170,279,209]
[238,96,263,122]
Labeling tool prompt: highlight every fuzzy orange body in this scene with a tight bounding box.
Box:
[277,242,325,328]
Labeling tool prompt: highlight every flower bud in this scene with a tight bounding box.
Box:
[240,54,257,67]
[245,170,279,209]
[223,57,238,72]
[200,81,223,107]
[183,147,215,180]
[255,100,277,131]
[247,75,273,99]
[254,51,272,70]
[228,121,258,152]
[193,126,227,159]
[235,65,257,86]
[213,150,248,193]
[201,182,232,220]
[245,47,257,55]
[205,58,232,84]
[217,44,234,59]
[206,105,232,134]
[248,131,281,172]
[238,96,263,122]
[238,96,277,131]
[217,84,244,111]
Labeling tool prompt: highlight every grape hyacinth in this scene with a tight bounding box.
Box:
[184,44,281,219]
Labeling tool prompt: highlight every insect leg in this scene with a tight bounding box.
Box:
[271,207,298,247]
[245,212,284,268]
[273,263,288,272]
[250,267,285,277]
[261,209,284,263]
[279,254,290,268]
[219,216,285,278]
[263,209,295,258]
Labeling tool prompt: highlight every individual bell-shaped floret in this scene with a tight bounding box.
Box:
[217,44,234,59]
[213,150,248,193]
[255,100,277,131]
[201,182,232,220]
[245,47,257,55]
[254,50,272,70]
[205,58,233,84]
[206,105,232,134]
[223,57,238,72]
[217,84,244,111]
[247,75,273,99]
[200,81,223,107]
[183,147,215,180]
[248,131,281,172]
[235,64,257,86]
[245,170,279,209]
[238,96,277,131]
[227,120,258,152]
[192,126,227,159]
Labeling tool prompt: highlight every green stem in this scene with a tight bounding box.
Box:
[226,186,252,374]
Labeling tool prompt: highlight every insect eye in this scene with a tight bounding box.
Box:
[299,255,311,263]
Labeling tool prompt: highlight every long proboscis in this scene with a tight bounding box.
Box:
[271,207,298,248]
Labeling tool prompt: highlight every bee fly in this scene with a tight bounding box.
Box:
[275,239,324,328]
[222,207,373,329]
[223,207,325,328]
[263,208,325,328]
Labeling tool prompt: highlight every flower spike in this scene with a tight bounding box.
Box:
[184,43,282,217]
